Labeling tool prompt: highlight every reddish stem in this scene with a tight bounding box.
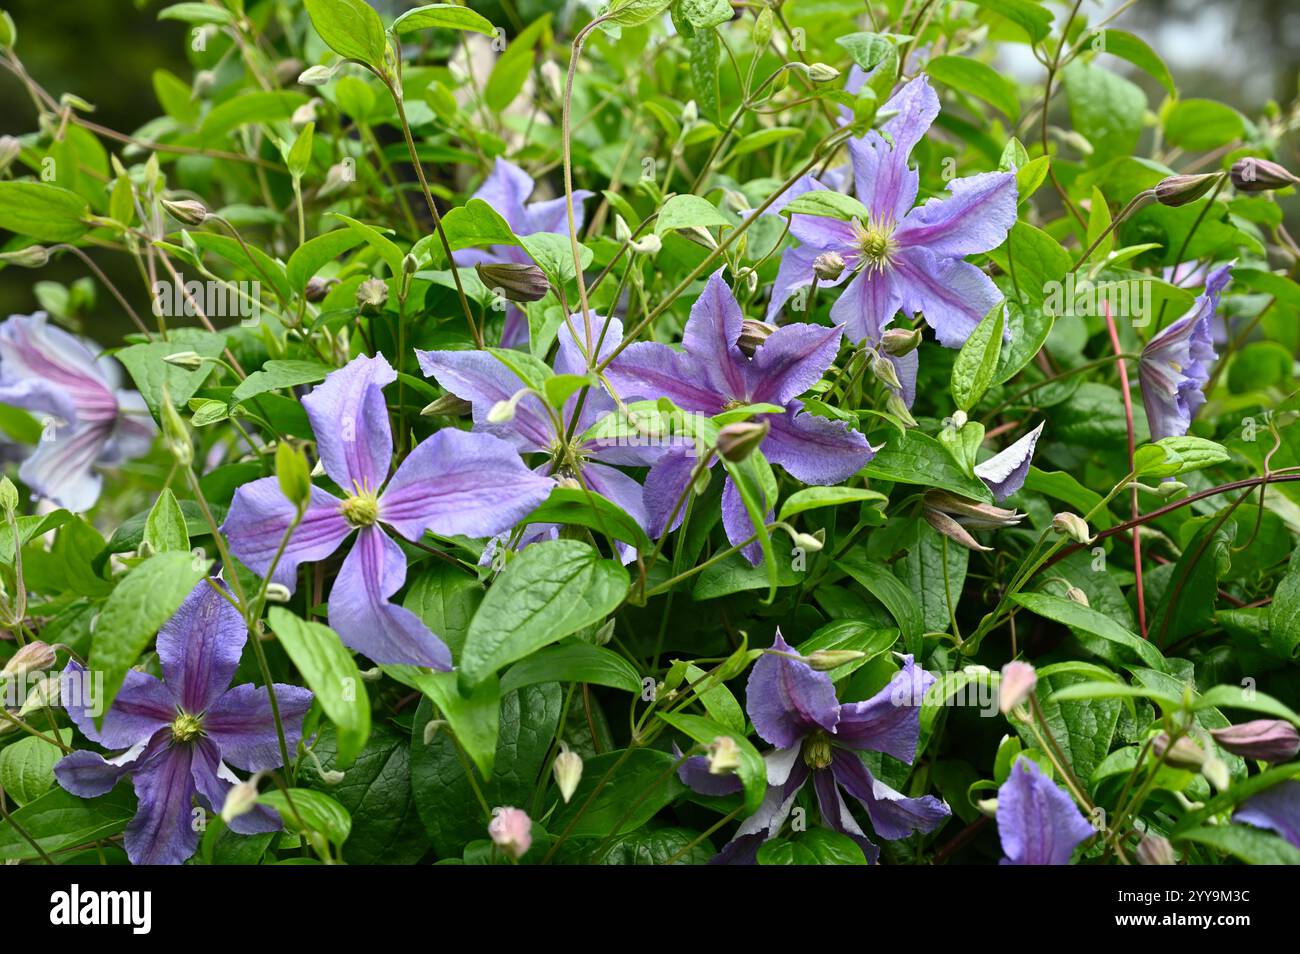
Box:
[1103,303,1146,636]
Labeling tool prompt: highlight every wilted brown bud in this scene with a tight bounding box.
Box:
[161,198,209,227]
[475,262,549,303]
[924,491,1022,529]
[1152,732,1206,770]
[881,327,922,357]
[1230,157,1300,192]
[356,277,388,313]
[1209,719,1300,763]
[1153,173,1221,207]
[1136,834,1177,866]
[716,419,769,462]
[924,506,992,552]
[304,276,336,302]
[737,318,775,357]
[812,251,845,281]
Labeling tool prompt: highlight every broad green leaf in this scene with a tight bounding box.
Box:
[548,748,684,838]
[0,181,89,242]
[521,231,591,284]
[116,328,225,418]
[927,55,1019,120]
[303,0,387,67]
[1268,545,1300,661]
[1164,99,1245,152]
[267,608,371,768]
[230,359,332,408]
[778,486,886,521]
[402,563,483,658]
[655,194,730,235]
[951,303,1004,411]
[391,4,495,36]
[1017,670,1122,780]
[0,729,72,805]
[0,787,135,861]
[89,551,211,726]
[1013,592,1167,672]
[387,666,501,778]
[967,0,1051,41]
[865,430,994,501]
[484,15,551,112]
[1176,823,1300,865]
[606,0,673,28]
[259,787,352,848]
[1061,61,1146,164]
[157,2,237,25]
[522,486,651,553]
[1133,436,1230,479]
[143,488,189,553]
[459,540,629,686]
[679,0,731,30]
[286,122,314,179]
[1195,685,1300,728]
[782,190,870,222]
[439,199,520,253]
[759,827,868,865]
[1097,30,1175,97]
[836,553,924,656]
[200,91,309,138]
[287,228,366,291]
[328,213,405,277]
[500,643,642,696]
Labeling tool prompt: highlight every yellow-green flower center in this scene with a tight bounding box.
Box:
[340,489,380,527]
[853,219,896,270]
[803,730,834,770]
[172,711,204,743]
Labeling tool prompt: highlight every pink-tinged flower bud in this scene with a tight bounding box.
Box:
[552,742,583,804]
[716,419,769,462]
[1230,157,1300,192]
[475,262,550,303]
[304,276,336,302]
[999,661,1037,714]
[1152,732,1205,770]
[1209,719,1300,763]
[1051,512,1094,544]
[1136,834,1177,865]
[812,251,845,281]
[881,327,922,357]
[1154,173,1221,207]
[737,318,775,357]
[924,506,992,553]
[2,641,56,679]
[356,277,388,313]
[161,198,209,227]
[488,806,532,859]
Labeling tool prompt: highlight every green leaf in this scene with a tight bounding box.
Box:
[523,486,651,554]
[659,712,765,815]
[0,787,135,861]
[1013,592,1167,672]
[1164,99,1245,152]
[1148,519,1230,648]
[116,328,225,418]
[1176,824,1300,865]
[199,91,309,138]
[655,194,731,235]
[993,300,1054,385]
[759,827,869,865]
[836,553,924,656]
[966,0,1052,41]
[459,540,629,686]
[1133,436,1230,479]
[778,486,886,522]
[1267,545,1300,661]
[1061,61,1146,164]
[865,430,994,501]
[157,2,236,25]
[303,0,387,67]
[521,231,592,285]
[259,787,352,848]
[926,55,1019,120]
[988,222,1071,306]
[836,32,901,72]
[1097,30,1175,97]
[484,15,551,113]
[391,4,495,36]
[1195,685,1300,728]
[286,122,314,179]
[1019,670,1122,780]
[679,0,731,30]
[549,748,684,838]
[439,199,520,253]
[900,521,968,633]
[682,661,746,732]
[0,181,89,242]
[89,551,211,725]
[230,359,332,408]
[692,552,801,600]
[500,643,642,696]
[328,212,405,277]
[267,608,371,768]
[782,190,870,222]
[606,0,673,28]
[586,826,714,864]
[101,500,220,558]
[143,488,190,553]
[0,730,71,805]
[287,229,366,292]
[402,563,483,658]
[386,666,501,778]
[951,303,1004,411]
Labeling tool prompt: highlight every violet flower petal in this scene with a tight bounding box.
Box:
[831,748,950,840]
[996,758,1094,864]
[974,421,1044,502]
[828,265,902,345]
[156,580,247,715]
[834,654,934,762]
[893,245,1004,348]
[747,323,843,407]
[62,661,174,750]
[124,738,200,866]
[204,683,313,773]
[221,478,351,590]
[416,348,554,452]
[894,171,1018,258]
[302,353,395,491]
[1234,780,1300,849]
[745,631,840,748]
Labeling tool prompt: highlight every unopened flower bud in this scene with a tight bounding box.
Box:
[488,399,517,424]
[1201,755,1229,792]
[275,441,312,511]
[923,491,1022,529]
[924,507,992,552]
[0,476,18,516]
[356,277,388,313]
[264,583,292,604]
[304,276,335,302]
[552,742,583,803]
[422,719,447,745]
[807,63,841,83]
[715,419,769,462]
[975,796,999,818]
[2,641,56,679]
[421,393,473,417]
[804,649,867,672]
[871,353,902,392]
[488,806,532,859]
[1209,719,1300,763]
[792,530,824,552]
[221,779,261,823]
[163,350,204,371]
[1136,833,1177,865]
[1155,480,1187,499]
[885,391,917,427]
[812,251,845,281]
[999,660,1037,714]
[1230,157,1300,192]
[880,327,922,357]
[475,262,549,303]
[159,388,193,466]
[0,245,50,268]
[318,162,353,198]
[291,99,319,126]
[1154,173,1221,207]
[706,736,742,775]
[1152,732,1206,770]
[737,319,775,357]
[1065,585,1090,607]
[614,214,632,243]
[630,232,662,255]
[0,135,20,174]
[1051,512,1094,544]
[161,198,209,227]
[298,64,336,86]
[681,99,698,127]
[17,673,58,716]
[723,190,750,213]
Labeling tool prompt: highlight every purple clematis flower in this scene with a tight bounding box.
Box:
[604,271,872,563]
[457,158,593,349]
[417,313,662,562]
[1234,780,1300,849]
[974,421,1044,502]
[221,354,553,669]
[996,758,1094,865]
[769,76,1017,351]
[1139,264,1231,441]
[0,313,155,511]
[680,632,949,863]
[53,580,312,865]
